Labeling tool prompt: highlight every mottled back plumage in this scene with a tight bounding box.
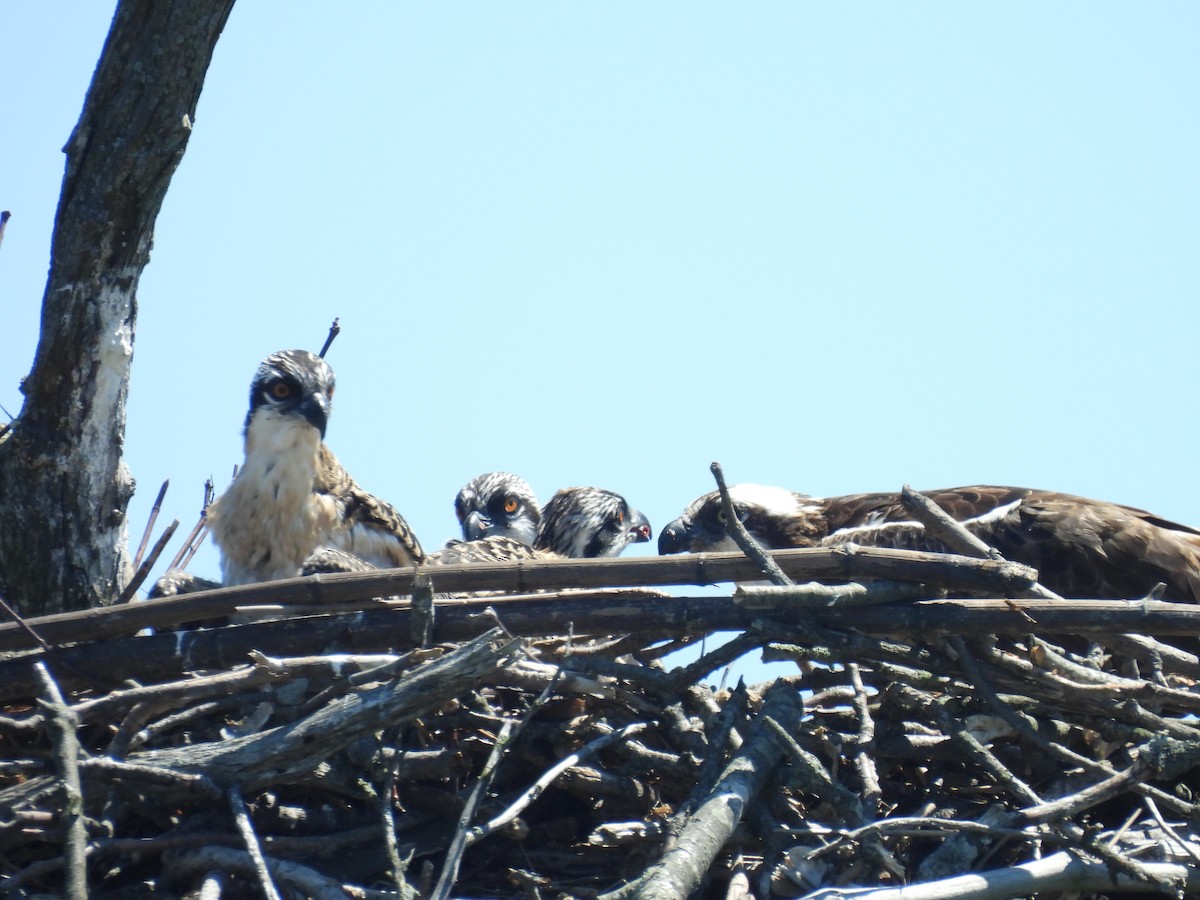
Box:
[659,483,1200,602]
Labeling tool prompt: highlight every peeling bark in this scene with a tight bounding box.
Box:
[0,1,235,614]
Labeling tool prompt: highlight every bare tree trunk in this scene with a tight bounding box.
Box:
[0,1,235,615]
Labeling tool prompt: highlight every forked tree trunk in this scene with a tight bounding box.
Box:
[0,1,235,616]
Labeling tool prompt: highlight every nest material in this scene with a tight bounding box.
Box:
[4,548,1200,898]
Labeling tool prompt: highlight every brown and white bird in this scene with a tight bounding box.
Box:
[430,486,652,565]
[453,472,542,545]
[658,483,1200,602]
[204,349,424,585]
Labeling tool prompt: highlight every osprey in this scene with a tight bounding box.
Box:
[430,486,652,565]
[205,349,424,585]
[658,483,1200,602]
[453,472,542,545]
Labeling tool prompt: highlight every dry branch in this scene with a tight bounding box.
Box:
[0,547,1037,652]
[5,544,1200,896]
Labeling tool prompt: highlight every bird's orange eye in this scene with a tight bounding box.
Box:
[503,497,519,514]
[616,509,625,525]
[271,381,291,399]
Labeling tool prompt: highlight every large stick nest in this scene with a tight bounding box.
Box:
[4,534,1200,898]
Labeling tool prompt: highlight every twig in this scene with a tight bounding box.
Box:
[1141,795,1200,866]
[229,784,283,900]
[466,721,651,846]
[381,733,420,900]
[318,318,341,358]
[900,484,1064,600]
[429,654,554,900]
[411,572,434,648]
[133,479,169,570]
[35,661,87,900]
[710,461,792,586]
[604,681,804,900]
[116,517,179,603]
[847,663,882,815]
[169,478,214,571]
[796,849,1200,899]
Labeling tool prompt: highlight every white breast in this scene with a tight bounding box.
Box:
[208,411,338,585]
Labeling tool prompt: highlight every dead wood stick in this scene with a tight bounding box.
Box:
[13,596,1200,702]
[710,461,792,586]
[1018,759,1151,826]
[381,731,420,900]
[466,721,651,846]
[603,681,804,900]
[116,517,179,604]
[430,661,561,900]
[900,484,1064,601]
[35,661,88,900]
[0,547,1039,653]
[798,849,1200,899]
[429,714,517,900]
[169,478,214,570]
[229,784,282,900]
[1142,795,1200,867]
[133,479,169,570]
[163,846,349,900]
[899,484,1004,561]
[848,663,882,815]
[737,579,938,608]
[0,629,521,816]
[950,636,1200,819]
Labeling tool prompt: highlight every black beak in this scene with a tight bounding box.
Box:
[463,510,491,542]
[296,392,330,438]
[657,519,689,554]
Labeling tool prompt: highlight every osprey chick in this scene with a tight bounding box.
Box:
[453,472,541,545]
[659,483,1200,602]
[430,485,651,565]
[206,349,423,585]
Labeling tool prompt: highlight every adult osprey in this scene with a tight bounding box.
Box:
[205,349,424,585]
[453,472,542,545]
[658,483,1200,602]
[430,486,651,565]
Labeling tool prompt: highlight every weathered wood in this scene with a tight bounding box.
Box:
[0,546,1038,652]
[4,594,1200,700]
[0,0,236,615]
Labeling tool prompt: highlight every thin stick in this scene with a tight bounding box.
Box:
[133,482,168,572]
[318,318,340,358]
[710,461,792,586]
[116,518,179,604]
[169,477,214,570]
[35,661,87,900]
[900,484,1064,601]
[465,721,651,846]
[430,654,547,900]
[229,784,282,900]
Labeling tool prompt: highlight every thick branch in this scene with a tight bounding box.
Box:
[0,0,235,615]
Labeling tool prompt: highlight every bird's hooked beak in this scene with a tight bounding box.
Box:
[657,516,690,554]
[462,510,491,542]
[629,508,652,544]
[296,391,331,438]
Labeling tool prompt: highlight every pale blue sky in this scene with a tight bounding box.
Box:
[3,6,1199,676]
